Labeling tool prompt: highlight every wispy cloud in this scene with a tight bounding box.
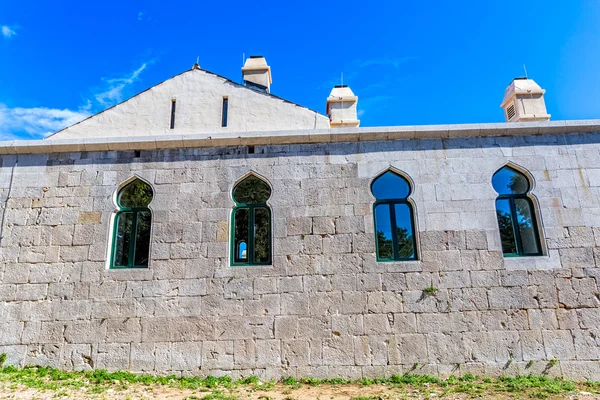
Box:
[357,57,416,69]
[138,12,144,20]
[94,63,149,107]
[0,61,153,140]
[1,25,17,38]
[356,95,396,118]
[0,104,91,140]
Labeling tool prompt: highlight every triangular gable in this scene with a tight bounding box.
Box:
[48,66,330,140]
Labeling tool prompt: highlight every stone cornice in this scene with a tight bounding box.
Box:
[1,120,599,155]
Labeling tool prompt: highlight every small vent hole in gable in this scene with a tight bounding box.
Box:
[507,103,516,120]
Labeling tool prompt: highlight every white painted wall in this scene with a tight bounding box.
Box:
[49,68,330,140]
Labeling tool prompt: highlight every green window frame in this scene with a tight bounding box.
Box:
[110,179,153,269]
[231,175,272,266]
[492,165,542,257]
[371,170,418,262]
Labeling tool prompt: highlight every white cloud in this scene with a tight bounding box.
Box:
[94,63,148,107]
[1,25,17,38]
[138,12,144,20]
[0,60,153,140]
[0,104,90,140]
[357,57,416,69]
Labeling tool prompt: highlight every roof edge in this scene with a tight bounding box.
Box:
[47,65,328,139]
[3,120,600,155]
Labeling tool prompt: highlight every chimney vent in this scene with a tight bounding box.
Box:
[326,85,360,128]
[501,78,550,122]
[242,56,272,93]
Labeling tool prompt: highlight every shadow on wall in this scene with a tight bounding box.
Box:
[3,131,600,168]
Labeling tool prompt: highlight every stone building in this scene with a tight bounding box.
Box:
[1,56,600,380]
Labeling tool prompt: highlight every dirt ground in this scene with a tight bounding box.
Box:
[1,382,600,400]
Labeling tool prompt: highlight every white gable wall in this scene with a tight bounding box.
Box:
[49,68,330,140]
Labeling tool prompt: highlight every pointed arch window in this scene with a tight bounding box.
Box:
[492,166,542,257]
[111,179,153,269]
[231,175,272,266]
[371,170,417,261]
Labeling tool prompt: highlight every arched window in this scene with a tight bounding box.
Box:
[111,179,153,268]
[231,174,272,266]
[492,165,542,257]
[371,170,417,261]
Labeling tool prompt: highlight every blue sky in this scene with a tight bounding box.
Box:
[1,0,599,140]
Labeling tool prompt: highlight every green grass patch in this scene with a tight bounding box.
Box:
[0,360,593,399]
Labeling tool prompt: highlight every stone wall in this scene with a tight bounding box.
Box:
[1,131,600,380]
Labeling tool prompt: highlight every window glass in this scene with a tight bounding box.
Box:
[118,180,153,208]
[371,170,410,199]
[254,207,271,263]
[496,199,517,254]
[114,212,133,267]
[233,176,271,204]
[112,179,153,269]
[493,166,542,257]
[395,203,415,259]
[492,166,529,195]
[234,208,249,263]
[515,198,541,254]
[374,204,394,260]
[134,211,152,266]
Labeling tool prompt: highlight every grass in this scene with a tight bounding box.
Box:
[423,285,438,295]
[0,360,597,399]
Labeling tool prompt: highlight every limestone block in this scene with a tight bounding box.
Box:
[576,308,600,329]
[367,291,403,314]
[281,293,309,315]
[488,287,538,310]
[15,284,48,301]
[308,292,342,316]
[466,230,488,250]
[301,235,323,254]
[278,276,303,293]
[322,336,354,365]
[331,315,364,335]
[105,318,142,343]
[354,335,389,366]
[201,341,232,370]
[573,330,600,360]
[528,309,559,330]
[312,217,335,235]
[243,294,280,316]
[287,217,312,236]
[559,248,595,268]
[470,270,499,287]
[318,253,362,275]
[303,275,331,292]
[274,316,298,339]
[562,361,600,381]
[281,339,309,366]
[64,320,107,343]
[214,316,274,340]
[388,334,427,365]
[130,343,156,371]
[223,278,254,300]
[543,330,576,360]
[333,291,365,314]
[53,300,92,321]
[556,277,599,308]
[296,316,331,338]
[253,277,277,295]
[499,270,529,287]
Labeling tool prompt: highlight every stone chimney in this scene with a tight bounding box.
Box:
[326,85,360,128]
[242,56,272,93]
[501,78,550,122]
